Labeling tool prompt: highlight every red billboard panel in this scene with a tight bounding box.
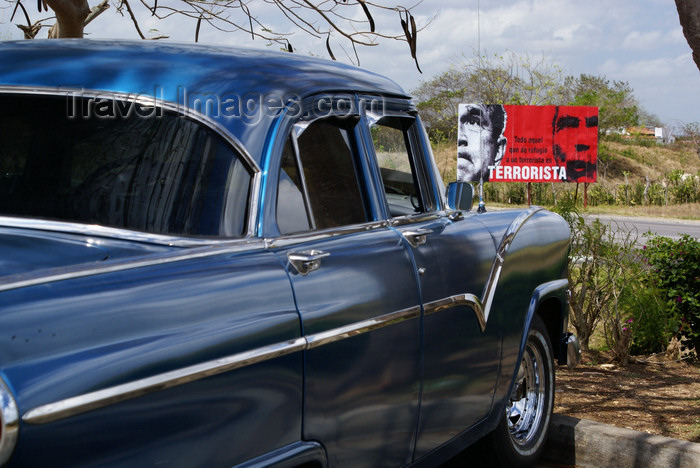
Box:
[457,104,598,183]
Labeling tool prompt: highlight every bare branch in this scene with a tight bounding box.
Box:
[4,0,427,70]
[11,0,32,26]
[195,13,202,41]
[358,0,374,32]
[85,0,109,26]
[120,0,146,39]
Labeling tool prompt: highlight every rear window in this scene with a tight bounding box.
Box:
[0,93,252,237]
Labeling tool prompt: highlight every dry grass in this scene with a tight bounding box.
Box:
[600,140,700,185]
[432,139,700,220]
[583,203,700,220]
[432,142,457,183]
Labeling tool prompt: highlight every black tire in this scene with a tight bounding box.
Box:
[486,315,555,467]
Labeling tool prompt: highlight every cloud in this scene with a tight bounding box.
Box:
[1,0,698,123]
[622,30,676,50]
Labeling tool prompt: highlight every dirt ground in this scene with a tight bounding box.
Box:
[554,350,700,443]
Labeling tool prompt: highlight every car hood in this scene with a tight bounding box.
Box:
[0,226,174,279]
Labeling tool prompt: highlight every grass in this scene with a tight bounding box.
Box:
[582,203,700,220]
[670,400,700,440]
[431,137,700,220]
[488,201,700,220]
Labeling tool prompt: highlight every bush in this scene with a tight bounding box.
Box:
[642,234,700,355]
[553,201,640,361]
[552,201,677,364]
[625,284,674,355]
[588,184,616,206]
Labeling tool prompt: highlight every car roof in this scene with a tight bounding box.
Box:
[0,39,410,163]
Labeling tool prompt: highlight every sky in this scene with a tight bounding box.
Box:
[1,0,698,127]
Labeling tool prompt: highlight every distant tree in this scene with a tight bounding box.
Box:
[675,0,700,73]
[413,50,567,142]
[464,50,568,106]
[637,109,664,128]
[412,68,468,142]
[413,52,643,145]
[679,121,700,158]
[5,0,425,68]
[566,74,639,134]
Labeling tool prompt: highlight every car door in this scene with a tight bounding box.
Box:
[264,96,423,467]
[361,100,502,458]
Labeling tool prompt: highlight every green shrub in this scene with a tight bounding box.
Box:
[588,184,616,206]
[625,284,675,355]
[642,234,700,355]
[504,183,526,204]
[647,182,666,206]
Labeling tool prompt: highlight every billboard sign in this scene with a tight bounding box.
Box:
[457,104,598,183]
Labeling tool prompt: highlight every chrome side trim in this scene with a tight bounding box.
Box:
[0,377,19,465]
[306,306,421,349]
[424,294,486,331]
[0,239,266,293]
[480,206,545,326]
[22,306,421,426]
[23,337,308,426]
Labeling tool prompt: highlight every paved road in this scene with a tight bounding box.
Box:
[584,213,700,240]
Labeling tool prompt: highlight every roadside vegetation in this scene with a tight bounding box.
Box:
[416,50,700,365]
[442,134,700,365]
[553,201,699,366]
[432,137,700,217]
[435,132,700,366]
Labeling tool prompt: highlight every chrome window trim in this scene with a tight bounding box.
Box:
[388,213,442,227]
[0,238,266,293]
[288,129,316,230]
[266,220,390,249]
[0,216,246,248]
[0,377,19,465]
[0,86,261,240]
[22,306,421,426]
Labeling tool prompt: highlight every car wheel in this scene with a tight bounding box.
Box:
[488,315,554,467]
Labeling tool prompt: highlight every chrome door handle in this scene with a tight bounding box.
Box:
[401,228,433,248]
[287,250,330,275]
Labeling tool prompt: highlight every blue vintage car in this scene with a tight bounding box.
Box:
[0,40,578,467]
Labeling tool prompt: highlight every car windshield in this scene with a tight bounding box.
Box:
[0,93,251,237]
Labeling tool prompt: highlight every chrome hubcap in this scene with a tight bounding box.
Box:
[506,335,546,447]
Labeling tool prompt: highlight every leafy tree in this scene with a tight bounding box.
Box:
[412,68,470,142]
[637,109,664,128]
[565,74,639,134]
[412,50,567,142]
[5,0,424,68]
[466,51,569,106]
[679,121,700,158]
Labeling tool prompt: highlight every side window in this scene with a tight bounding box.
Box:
[371,117,425,217]
[276,117,368,234]
[277,138,312,234]
[0,93,253,237]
